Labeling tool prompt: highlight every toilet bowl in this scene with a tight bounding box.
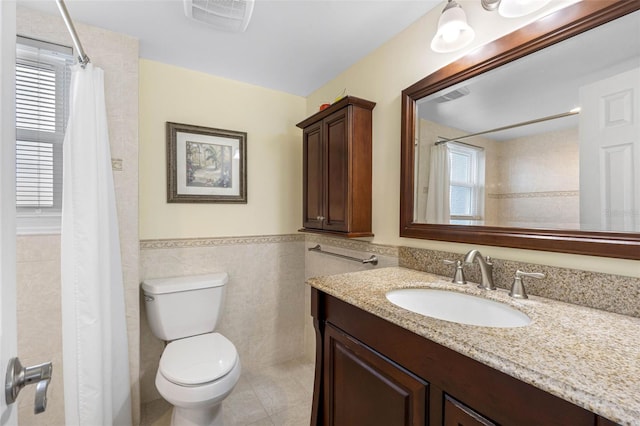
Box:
[156,333,241,426]
[142,273,240,426]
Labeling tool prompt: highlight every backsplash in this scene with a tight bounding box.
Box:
[399,247,640,318]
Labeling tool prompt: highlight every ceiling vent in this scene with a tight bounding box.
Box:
[183,0,255,33]
[433,86,470,103]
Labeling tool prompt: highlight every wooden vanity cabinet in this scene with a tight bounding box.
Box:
[310,288,611,426]
[296,96,375,238]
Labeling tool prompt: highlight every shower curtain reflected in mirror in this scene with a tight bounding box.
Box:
[60,63,132,426]
[425,143,450,224]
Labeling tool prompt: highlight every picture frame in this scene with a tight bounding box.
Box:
[167,122,247,203]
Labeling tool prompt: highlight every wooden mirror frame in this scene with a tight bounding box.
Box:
[400,0,640,260]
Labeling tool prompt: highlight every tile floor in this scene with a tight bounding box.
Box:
[141,358,315,426]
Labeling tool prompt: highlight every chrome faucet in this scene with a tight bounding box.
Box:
[463,249,496,290]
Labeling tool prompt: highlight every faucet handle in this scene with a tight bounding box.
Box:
[509,270,545,299]
[443,260,467,285]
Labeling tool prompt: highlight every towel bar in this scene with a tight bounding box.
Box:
[308,244,378,265]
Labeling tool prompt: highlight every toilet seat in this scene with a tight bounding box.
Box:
[159,333,238,386]
[155,357,241,410]
[155,332,242,410]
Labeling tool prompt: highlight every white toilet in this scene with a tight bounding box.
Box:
[142,273,241,426]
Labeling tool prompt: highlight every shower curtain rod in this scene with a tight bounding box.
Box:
[436,109,580,144]
[55,0,90,67]
[435,138,483,150]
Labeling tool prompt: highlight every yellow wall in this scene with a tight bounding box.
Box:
[139,59,305,239]
[307,1,639,278]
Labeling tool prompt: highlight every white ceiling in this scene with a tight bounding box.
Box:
[17,0,442,96]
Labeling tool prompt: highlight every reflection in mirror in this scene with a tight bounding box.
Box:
[414,10,639,233]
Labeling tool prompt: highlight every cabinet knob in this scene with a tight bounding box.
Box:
[317,216,325,221]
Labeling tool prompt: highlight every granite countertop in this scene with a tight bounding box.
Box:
[307,267,640,425]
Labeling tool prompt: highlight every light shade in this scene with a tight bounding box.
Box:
[498,0,552,18]
[431,1,475,53]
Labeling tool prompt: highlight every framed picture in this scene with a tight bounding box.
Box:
[167,122,247,203]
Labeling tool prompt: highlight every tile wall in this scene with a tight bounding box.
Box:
[303,235,399,360]
[493,127,579,229]
[15,236,64,425]
[138,233,399,405]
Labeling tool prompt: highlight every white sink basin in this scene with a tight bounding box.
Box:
[386,288,530,328]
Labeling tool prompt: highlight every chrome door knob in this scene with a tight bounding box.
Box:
[5,357,52,414]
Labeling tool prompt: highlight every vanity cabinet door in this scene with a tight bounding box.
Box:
[444,396,496,426]
[323,324,428,426]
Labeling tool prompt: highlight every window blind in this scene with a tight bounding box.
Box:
[16,36,73,227]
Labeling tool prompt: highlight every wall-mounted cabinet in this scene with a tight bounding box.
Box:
[296,96,375,238]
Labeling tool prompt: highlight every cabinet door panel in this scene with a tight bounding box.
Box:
[303,122,324,229]
[324,324,427,426]
[324,109,349,232]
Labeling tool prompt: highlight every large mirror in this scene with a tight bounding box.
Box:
[401,1,640,259]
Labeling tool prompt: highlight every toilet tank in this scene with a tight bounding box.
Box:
[141,273,228,341]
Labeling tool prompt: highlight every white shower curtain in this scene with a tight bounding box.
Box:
[425,143,451,223]
[61,63,132,426]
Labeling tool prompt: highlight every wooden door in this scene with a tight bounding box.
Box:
[323,108,350,233]
[323,324,428,426]
[303,121,324,230]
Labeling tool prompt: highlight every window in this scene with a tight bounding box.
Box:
[16,36,73,234]
[448,142,484,221]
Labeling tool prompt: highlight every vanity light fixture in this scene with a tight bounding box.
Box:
[481,0,552,18]
[430,0,475,53]
[432,0,555,53]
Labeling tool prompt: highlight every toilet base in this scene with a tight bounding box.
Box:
[171,403,223,426]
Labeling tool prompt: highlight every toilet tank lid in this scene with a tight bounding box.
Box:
[141,273,228,294]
